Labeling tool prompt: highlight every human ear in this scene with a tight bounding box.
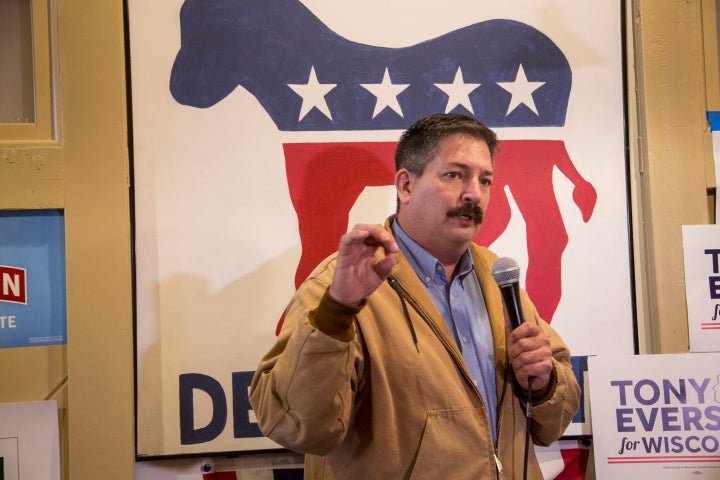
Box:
[395,169,413,205]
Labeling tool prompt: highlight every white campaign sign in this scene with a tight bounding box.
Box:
[682,224,720,353]
[589,353,720,480]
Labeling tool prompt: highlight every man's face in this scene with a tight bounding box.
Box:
[395,133,494,265]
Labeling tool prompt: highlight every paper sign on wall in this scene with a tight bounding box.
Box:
[682,224,720,353]
[0,210,66,349]
[0,400,60,480]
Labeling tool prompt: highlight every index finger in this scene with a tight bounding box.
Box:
[350,224,398,253]
[508,321,541,342]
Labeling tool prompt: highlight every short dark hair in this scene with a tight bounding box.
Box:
[394,113,498,176]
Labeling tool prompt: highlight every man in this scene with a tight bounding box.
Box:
[249,113,580,479]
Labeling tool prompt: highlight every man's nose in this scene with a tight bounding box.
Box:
[462,179,483,203]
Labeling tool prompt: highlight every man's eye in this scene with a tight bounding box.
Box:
[480,178,493,186]
[445,172,460,179]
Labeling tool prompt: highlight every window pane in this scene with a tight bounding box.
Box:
[0,0,35,123]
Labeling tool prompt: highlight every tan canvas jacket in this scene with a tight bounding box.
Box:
[250,217,580,479]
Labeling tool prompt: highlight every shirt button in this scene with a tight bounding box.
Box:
[473,379,478,386]
[462,336,468,343]
[436,265,443,272]
[424,276,431,284]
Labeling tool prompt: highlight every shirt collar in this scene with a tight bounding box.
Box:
[392,219,475,285]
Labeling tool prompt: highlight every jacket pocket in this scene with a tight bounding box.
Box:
[408,407,494,480]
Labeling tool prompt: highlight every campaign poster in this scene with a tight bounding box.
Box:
[0,210,66,349]
[129,0,633,459]
[588,353,720,479]
[683,224,720,353]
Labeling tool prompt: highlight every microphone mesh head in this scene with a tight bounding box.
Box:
[491,257,520,287]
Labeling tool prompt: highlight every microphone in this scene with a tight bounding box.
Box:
[491,257,525,330]
[493,257,533,480]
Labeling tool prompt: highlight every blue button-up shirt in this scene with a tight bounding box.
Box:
[393,220,498,444]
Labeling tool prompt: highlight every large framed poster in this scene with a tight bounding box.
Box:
[129,0,633,458]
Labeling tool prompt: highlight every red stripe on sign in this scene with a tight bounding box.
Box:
[0,265,27,304]
[202,472,238,480]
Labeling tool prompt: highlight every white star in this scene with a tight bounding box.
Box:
[288,66,337,121]
[496,64,545,116]
[434,67,481,114]
[360,68,410,119]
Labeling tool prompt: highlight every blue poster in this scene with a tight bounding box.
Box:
[0,210,66,348]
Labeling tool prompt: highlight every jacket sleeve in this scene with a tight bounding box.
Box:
[248,266,366,455]
[517,290,581,447]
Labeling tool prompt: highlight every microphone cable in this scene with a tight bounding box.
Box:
[522,376,533,480]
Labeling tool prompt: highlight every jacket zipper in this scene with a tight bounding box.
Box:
[494,452,503,477]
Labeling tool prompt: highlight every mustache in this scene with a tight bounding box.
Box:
[446,203,483,225]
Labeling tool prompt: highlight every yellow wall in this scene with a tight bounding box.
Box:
[0,1,716,479]
[631,0,716,354]
[0,0,134,478]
